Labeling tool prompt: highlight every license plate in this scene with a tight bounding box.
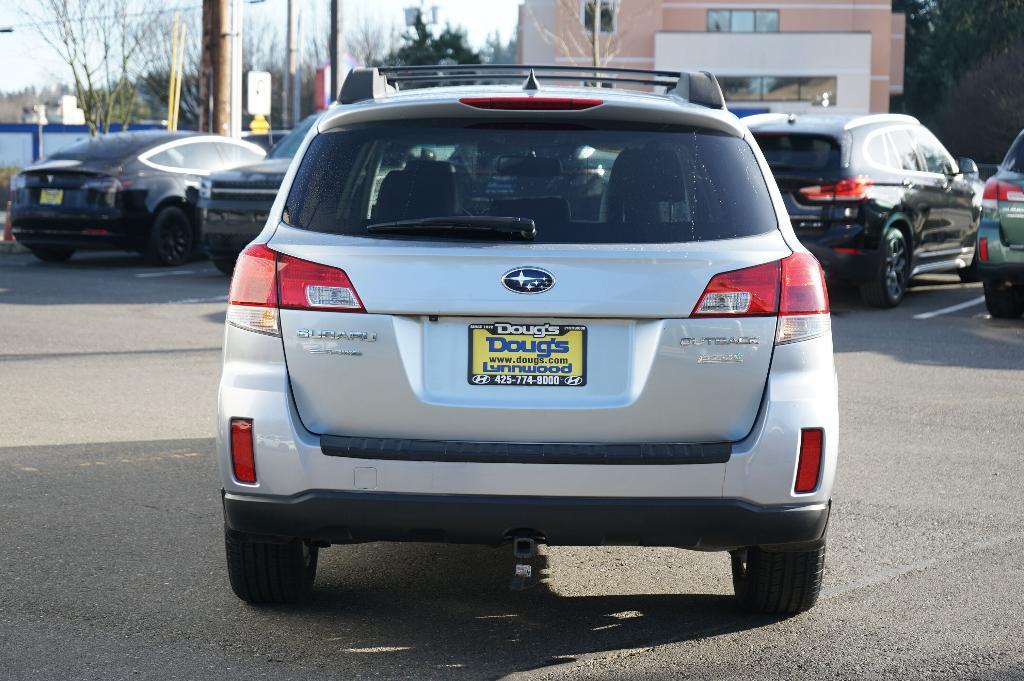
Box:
[39,188,64,206]
[468,322,587,387]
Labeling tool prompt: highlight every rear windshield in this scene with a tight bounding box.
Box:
[1003,132,1024,173]
[268,114,319,160]
[754,133,841,171]
[284,120,777,243]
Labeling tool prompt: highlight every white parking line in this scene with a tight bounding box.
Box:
[913,295,986,320]
[135,270,195,278]
[162,295,228,305]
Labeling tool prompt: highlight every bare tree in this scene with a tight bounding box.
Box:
[346,12,400,67]
[135,10,202,129]
[525,0,626,67]
[24,0,149,134]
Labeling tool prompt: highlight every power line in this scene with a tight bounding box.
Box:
[8,5,203,31]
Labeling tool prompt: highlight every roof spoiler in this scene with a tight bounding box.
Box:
[337,65,726,110]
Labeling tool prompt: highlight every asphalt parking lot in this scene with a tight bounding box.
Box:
[1,251,1022,680]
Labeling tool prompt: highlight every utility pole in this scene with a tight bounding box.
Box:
[330,0,344,104]
[229,0,244,138]
[213,0,230,135]
[285,0,298,128]
[200,0,213,132]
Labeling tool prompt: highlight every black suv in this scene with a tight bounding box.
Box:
[747,114,982,307]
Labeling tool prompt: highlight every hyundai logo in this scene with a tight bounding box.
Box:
[501,267,555,294]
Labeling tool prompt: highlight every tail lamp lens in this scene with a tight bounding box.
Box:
[978,237,989,262]
[691,260,781,316]
[795,428,824,493]
[230,418,257,484]
[692,253,830,344]
[983,179,1024,209]
[277,254,365,311]
[228,244,280,336]
[226,244,365,335]
[799,177,872,202]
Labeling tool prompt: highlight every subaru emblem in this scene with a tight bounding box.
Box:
[502,267,555,294]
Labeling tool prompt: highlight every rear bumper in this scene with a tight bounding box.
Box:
[11,208,149,251]
[223,489,830,549]
[978,259,1024,283]
[795,225,881,284]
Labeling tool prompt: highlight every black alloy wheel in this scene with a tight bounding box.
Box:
[861,227,909,308]
[145,206,194,267]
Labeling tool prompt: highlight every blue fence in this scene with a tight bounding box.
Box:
[0,123,164,168]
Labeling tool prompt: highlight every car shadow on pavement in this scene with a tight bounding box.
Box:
[245,542,778,678]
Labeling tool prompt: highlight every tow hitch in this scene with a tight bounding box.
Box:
[510,536,539,591]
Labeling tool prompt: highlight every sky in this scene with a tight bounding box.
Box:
[0,0,522,93]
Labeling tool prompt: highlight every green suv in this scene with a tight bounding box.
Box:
[978,130,1024,318]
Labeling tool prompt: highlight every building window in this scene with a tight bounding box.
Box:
[719,76,837,106]
[707,10,779,33]
[582,0,616,34]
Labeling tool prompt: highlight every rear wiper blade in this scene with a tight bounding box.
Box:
[366,216,536,240]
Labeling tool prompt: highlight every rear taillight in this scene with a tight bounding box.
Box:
[691,252,830,344]
[230,417,257,484]
[278,254,364,311]
[799,177,872,202]
[227,244,280,335]
[226,244,364,336]
[691,260,781,317]
[979,237,989,262]
[459,96,603,111]
[982,178,1024,210]
[794,428,824,494]
[777,252,831,344]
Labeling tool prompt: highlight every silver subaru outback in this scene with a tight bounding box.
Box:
[218,66,838,614]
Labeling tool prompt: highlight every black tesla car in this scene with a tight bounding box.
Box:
[9,131,266,266]
[747,114,983,307]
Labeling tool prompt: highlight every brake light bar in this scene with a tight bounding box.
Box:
[982,178,1024,210]
[459,96,603,111]
[799,177,872,202]
[227,243,365,336]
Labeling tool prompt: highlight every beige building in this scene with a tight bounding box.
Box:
[518,0,906,114]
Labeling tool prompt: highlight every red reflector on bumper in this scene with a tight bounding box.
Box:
[978,237,989,262]
[795,429,823,494]
[230,418,256,484]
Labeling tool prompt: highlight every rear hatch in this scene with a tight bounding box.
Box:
[993,134,1024,244]
[271,116,789,444]
[16,161,115,214]
[752,132,845,231]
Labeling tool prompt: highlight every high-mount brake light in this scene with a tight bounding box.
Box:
[458,96,603,111]
[799,177,873,202]
[278,254,365,312]
[794,428,824,494]
[982,178,1024,210]
[691,252,830,344]
[230,418,257,484]
[226,245,365,336]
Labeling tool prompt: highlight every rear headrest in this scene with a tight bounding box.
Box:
[607,148,685,202]
[371,160,456,222]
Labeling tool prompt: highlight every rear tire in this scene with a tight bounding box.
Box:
[144,206,194,267]
[224,529,318,604]
[983,282,1024,319]
[731,543,826,615]
[860,227,909,308]
[28,246,75,262]
[212,256,236,276]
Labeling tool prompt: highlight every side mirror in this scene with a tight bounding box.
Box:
[957,157,979,178]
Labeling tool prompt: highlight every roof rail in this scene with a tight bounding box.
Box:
[337,65,726,110]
